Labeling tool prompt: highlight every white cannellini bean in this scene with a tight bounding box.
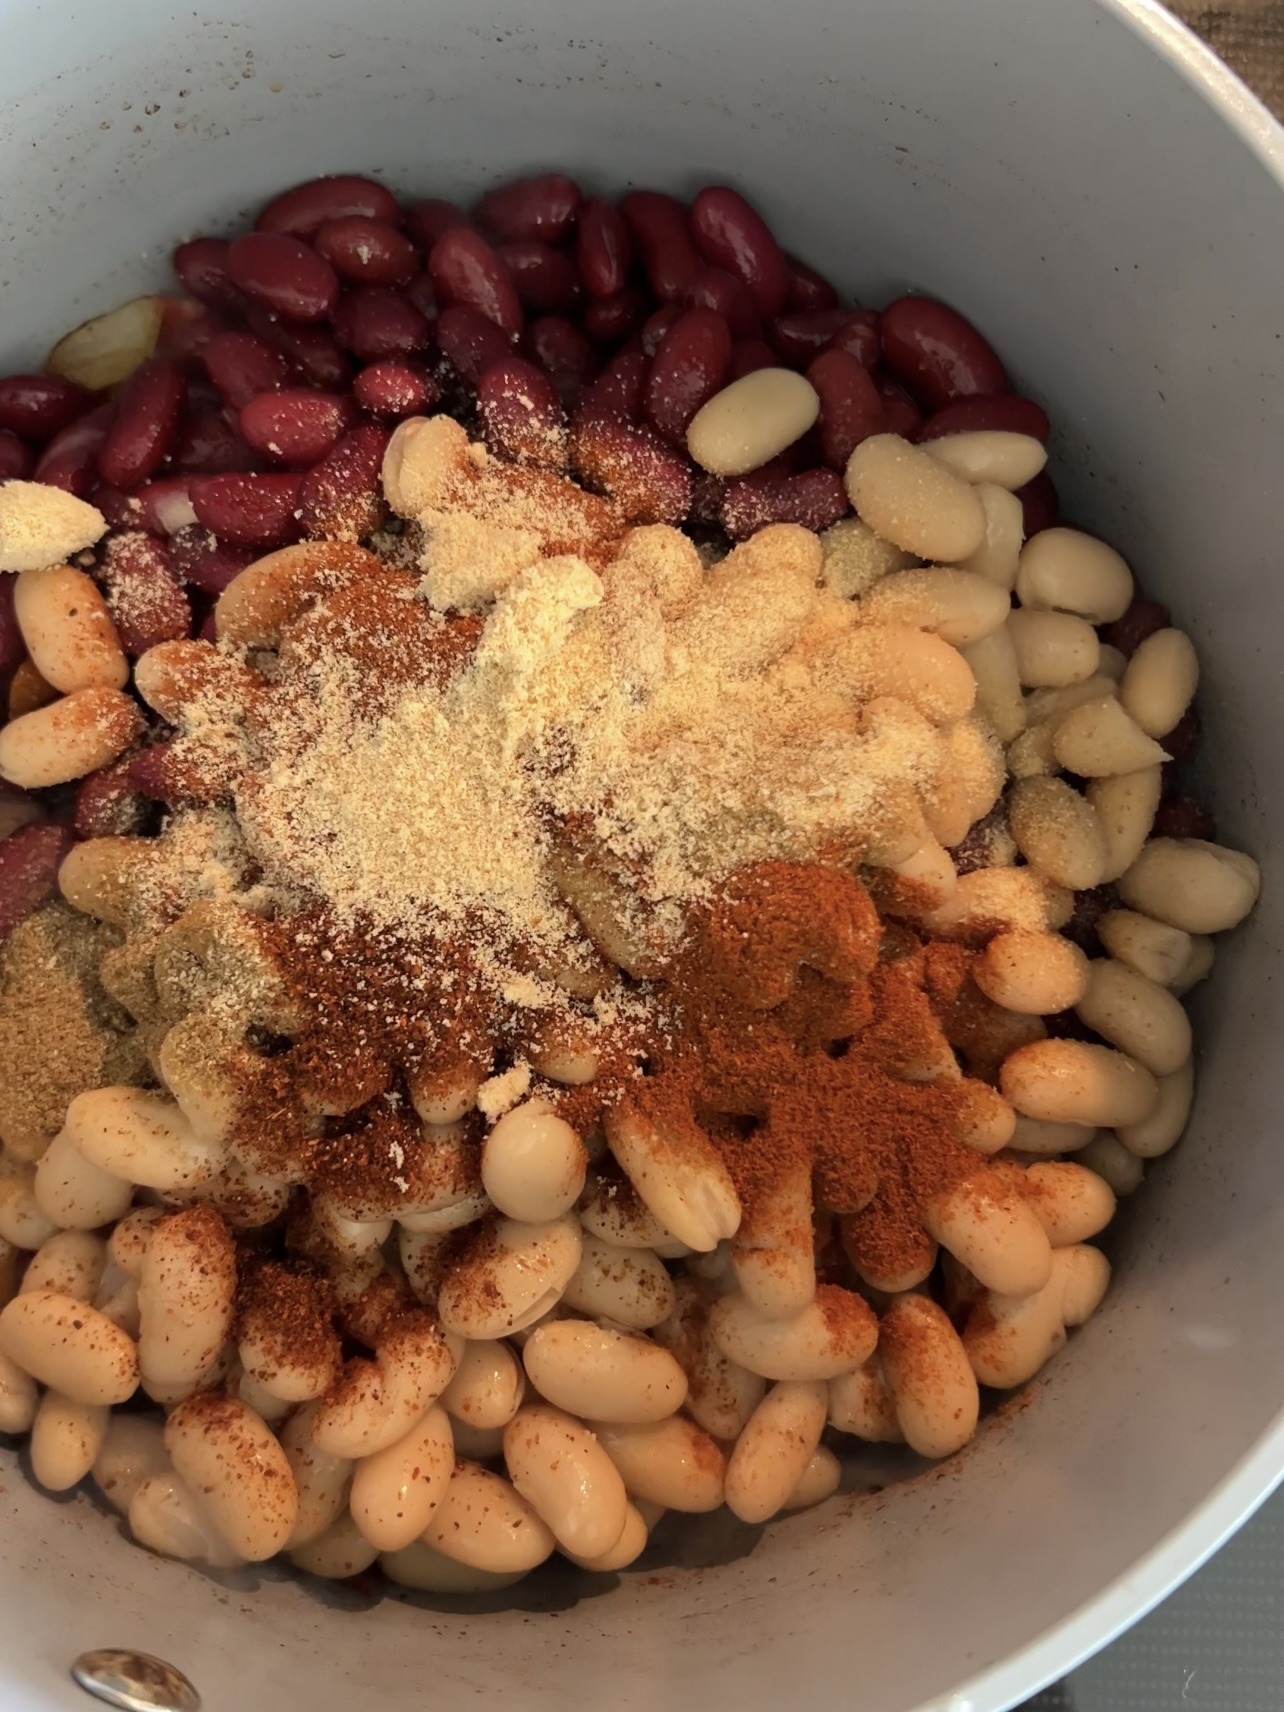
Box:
[1119,838,1261,934]
[560,1499,651,1571]
[819,516,918,600]
[1009,1116,1097,1156]
[20,1229,107,1301]
[652,1279,765,1440]
[923,430,1047,490]
[731,1148,816,1320]
[844,433,987,562]
[280,1402,353,1549]
[1007,608,1100,689]
[1120,629,1199,738]
[973,929,1089,1015]
[1097,909,1192,988]
[1117,1060,1195,1159]
[591,1417,726,1512]
[91,1414,170,1515]
[1097,643,1128,682]
[1088,767,1163,884]
[165,1391,298,1561]
[32,1128,131,1231]
[30,1389,109,1491]
[781,1445,843,1511]
[879,1295,980,1458]
[0,687,143,789]
[522,1320,687,1423]
[0,1168,61,1250]
[440,1338,525,1428]
[1022,1161,1117,1245]
[960,624,1026,743]
[604,1099,740,1253]
[1015,527,1134,623]
[137,1206,237,1392]
[810,623,977,724]
[0,1289,138,1405]
[854,567,1010,645]
[1172,935,1215,996]
[0,1347,39,1432]
[62,1085,226,1193]
[1052,695,1168,777]
[423,1460,557,1573]
[381,1538,530,1592]
[233,1369,292,1424]
[964,1244,1111,1388]
[288,1510,379,1579]
[1007,775,1107,890]
[349,1405,454,1552]
[828,1357,903,1442]
[14,565,129,693]
[109,1207,164,1280]
[1077,1131,1146,1195]
[449,1419,508,1461]
[722,1380,826,1526]
[686,369,820,477]
[578,1170,682,1251]
[1074,958,1192,1076]
[129,1471,244,1569]
[708,1286,877,1382]
[924,1175,1053,1297]
[481,1099,587,1223]
[1001,1039,1160,1130]
[560,1234,676,1330]
[962,482,1025,591]
[0,482,106,572]
[312,1314,460,1459]
[889,836,957,910]
[503,1402,629,1558]
[438,1215,583,1340]
[926,865,1072,941]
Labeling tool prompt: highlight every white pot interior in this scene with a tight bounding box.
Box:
[1,3,1282,1709]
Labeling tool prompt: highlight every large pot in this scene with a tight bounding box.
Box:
[1,2,1281,1708]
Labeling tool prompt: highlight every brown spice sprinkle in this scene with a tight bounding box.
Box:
[237,1254,340,1384]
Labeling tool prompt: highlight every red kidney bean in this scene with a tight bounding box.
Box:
[681,267,761,340]
[405,200,470,248]
[476,174,582,245]
[728,340,777,381]
[570,416,692,525]
[577,350,649,425]
[1159,705,1200,766]
[785,256,839,312]
[689,470,726,525]
[352,360,441,419]
[246,310,353,390]
[74,763,152,840]
[297,424,389,541]
[228,232,340,323]
[880,295,1008,409]
[524,317,597,410]
[173,237,240,308]
[582,283,650,346]
[477,358,568,470]
[875,376,924,441]
[203,330,292,410]
[256,175,401,238]
[644,309,732,447]
[0,576,23,677]
[768,309,852,367]
[239,390,354,467]
[331,287,433,362]
[436,306,514,387]
[807,348,885,468]
[498,243,583,315]
[32,404,114,496]
[0,374,93,443]
[920,395,1051,443]
[197,609,219,643]
[93,486,142,531]
[190,472,305,548]
[0,823,75,942]
[402,270,440,326]
[1152,795,1215,842]
[0,432,32,480]
[96,532,192,656]
[97,359,186,490]
[130,477,200,535]
[169,531,256,595]
[313,216,418,288]
[1101,596,1172,657]
[428,229,523,340]
[125,741,188,807]
[641,305,683,358]
[157,300,229,364]
[1016,470,1060,538]
[690,187,789,318]
[576,199,634,298]
[830,311,881,370]
[620,192,702,303]
[174,408,259,475]
[721,467,848,539]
